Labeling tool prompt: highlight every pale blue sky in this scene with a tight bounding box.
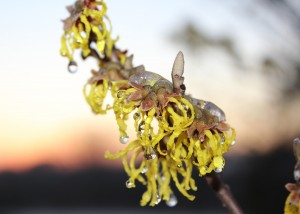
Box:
[0,0,299,169]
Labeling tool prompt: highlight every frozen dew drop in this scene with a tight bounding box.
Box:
[125,180,134,188]
[133,113,140,120]
[61,50,67,56]
[155,193,162,205]
[120,136,129,144]
[145,147,157,160]
[231,140,236,146]
[141,166,148,174]
[68,61,78,73]
[145,152,156,160]
[117,90,126,99]
[106,104,112,110]
[220,134,225,145]
[108,82,112,90]
[294,170,300,181]
[166,193,178,207]
[214,168,223,173]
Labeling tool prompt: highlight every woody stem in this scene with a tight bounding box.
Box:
[205,172,244,214]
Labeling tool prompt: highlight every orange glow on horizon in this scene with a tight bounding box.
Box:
[0,115,131,172]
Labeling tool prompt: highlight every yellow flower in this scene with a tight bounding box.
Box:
[104,81,236,206]
[61,0,236,207]
[285,192,300,214]
[78,48,236,206]
[60,0,123,67]
[285,183,300,214]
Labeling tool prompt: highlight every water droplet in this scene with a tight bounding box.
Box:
[141,166,148,174]
[108,82,112,90]
[80,31,86,38]
[138,121,145,132]
[60,50,67,56]
[145,153,156,160]
[294,170,300,181]
[231,140,236,146]
[166,193,178,207]
[144,147,156,160]
[220,134,225,145]
[155,193,161,205]
[120,136,129,144]
[117,90,126,99]
[106,104,112,110]
[125,180,134,188]
[68,61,78,73]
[133,113,140,120]
[214,168,223,173]
[177,164,182,168]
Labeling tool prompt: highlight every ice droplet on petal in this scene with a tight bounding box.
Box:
[133,113,140,120]
[120,136,129,144]
[220,134,225,145]
[141,166,148,174]
[144,147,156,160]
[166,193,178,207]
[214,168,223,173]
[68,61,78,73]
[125,180,134,188]
[155,193,161,205]
[117,90,126,99]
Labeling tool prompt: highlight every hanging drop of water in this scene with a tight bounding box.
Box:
[68,61,78,73]
[106,104,112,110]
[133,113,140,120]
[166,193,178,207]
[120,136,129,144]
[145,153,156,160]
[220,134,225,145]
[155,193,161,205]
[141,166,148,174]
[108,82,112,90]
[230,140,236,146]
[117,90,125,99]
[214,168,223,173]
[144,147,156,160]
[125,180,134,188]
[60,50,67,56]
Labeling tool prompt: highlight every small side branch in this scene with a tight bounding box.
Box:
[205,173,244,214]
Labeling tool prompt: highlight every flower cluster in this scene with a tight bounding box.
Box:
[285,138,300,214]
[60,0,126,72]
[61,0,236,207]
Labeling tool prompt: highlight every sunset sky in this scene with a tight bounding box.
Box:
[0,0,299,172]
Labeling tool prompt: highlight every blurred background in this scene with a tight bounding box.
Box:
[0,0,300,213]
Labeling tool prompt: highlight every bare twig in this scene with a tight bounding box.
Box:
[205,172,244,214]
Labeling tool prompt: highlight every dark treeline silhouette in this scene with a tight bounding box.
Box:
[0,145,294,214]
